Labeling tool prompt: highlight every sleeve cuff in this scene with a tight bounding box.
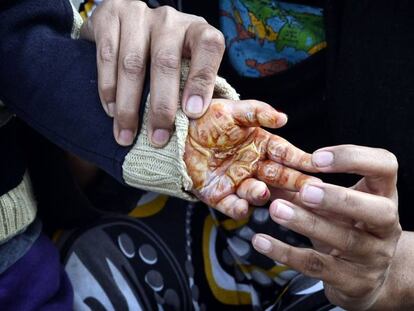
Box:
[122,60,239,201]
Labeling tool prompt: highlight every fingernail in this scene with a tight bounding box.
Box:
[152,129,170,146]
[107,102,115,117]
[313,151,334,167]
[253,235,272,253]
[272,201,294,220]
[261,189,269,199]
[252,184,269,200]
[279,113,288,125]
[237,205,248,218]
[118,129,134,146]
[186,95,204,115]
[302,185,324,204]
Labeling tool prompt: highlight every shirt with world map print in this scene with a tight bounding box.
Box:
[220,0,327,77]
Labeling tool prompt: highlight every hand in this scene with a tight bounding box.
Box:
[252,145,402,310]
[80,0,225,146]
[184,99,319,219]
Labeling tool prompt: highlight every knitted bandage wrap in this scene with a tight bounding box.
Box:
[0,172,37,243]
[122,61,239,201]
[70,1,83,39]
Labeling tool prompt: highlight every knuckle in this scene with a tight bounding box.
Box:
[153,50,180,74]
[99,43,116,64]
[110,0,124,11]
[151,100,176,124]
[280,245,293,265]
[122,52,146,79]
[305,214,318,237]
[378,148,399,176]
[192,15,207,24]
[115,106,138,124]
[381,198,398,227]
[337,188,352,210]
[343,230,358,253]
[376,248,394,267]
[199,28,225,53]
[156,5,176,19]
[303,251,324,276]
[268,140,292,163]
[99,81,116,102]
[188,66,216,91]
[132,0,147,11]
[387,151,399,175]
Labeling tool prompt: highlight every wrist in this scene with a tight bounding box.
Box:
[368,231,414,310]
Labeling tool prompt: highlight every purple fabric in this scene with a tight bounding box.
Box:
[0,234,73,311]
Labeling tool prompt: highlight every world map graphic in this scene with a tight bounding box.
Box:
[220,0,327,77]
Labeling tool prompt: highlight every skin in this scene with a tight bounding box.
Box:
[252,145,411,310]
[75,3,412,307]
[184,99,320,219]
[65,95,413,309]
[80,0,225,147]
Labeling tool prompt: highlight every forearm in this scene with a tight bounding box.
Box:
[370,231,414,310]
[0,0,240,201]
[0,0,133,183]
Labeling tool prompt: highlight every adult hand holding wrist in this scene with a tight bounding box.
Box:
[80,0,225,147]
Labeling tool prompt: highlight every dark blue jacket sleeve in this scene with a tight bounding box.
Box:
[0,0,135,183]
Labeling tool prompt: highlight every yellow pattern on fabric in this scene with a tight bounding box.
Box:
[129,194,169,218]
[203,215,252,305]
[238,263,289,278]
[219,209,253,230]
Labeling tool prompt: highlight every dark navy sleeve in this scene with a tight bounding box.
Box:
[0,0,148,183]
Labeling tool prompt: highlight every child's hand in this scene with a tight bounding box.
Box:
[184,99,319,219]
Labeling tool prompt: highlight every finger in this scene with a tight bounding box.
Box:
[269,187,301,204]
[269,188,351,225]
[257,160,318,191]
[225,99,288,129]
[148,9,185,147]
[312,145,398,196]
[79,18,94,41]
[236,178,270,206]
[299,182,399,236]
[82,11,120,117]
[266,134,318,172]
[181,22,225,118]
[215,194,250,220]
[269,200,375,257]
[114,6,148,146]
[252,234,344,285]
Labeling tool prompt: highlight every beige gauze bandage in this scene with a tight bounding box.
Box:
[122,60,239,201]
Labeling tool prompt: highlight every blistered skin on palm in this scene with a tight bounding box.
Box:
[184,100,317,207]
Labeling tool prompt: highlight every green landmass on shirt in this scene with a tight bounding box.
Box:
[241,0,326,53]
